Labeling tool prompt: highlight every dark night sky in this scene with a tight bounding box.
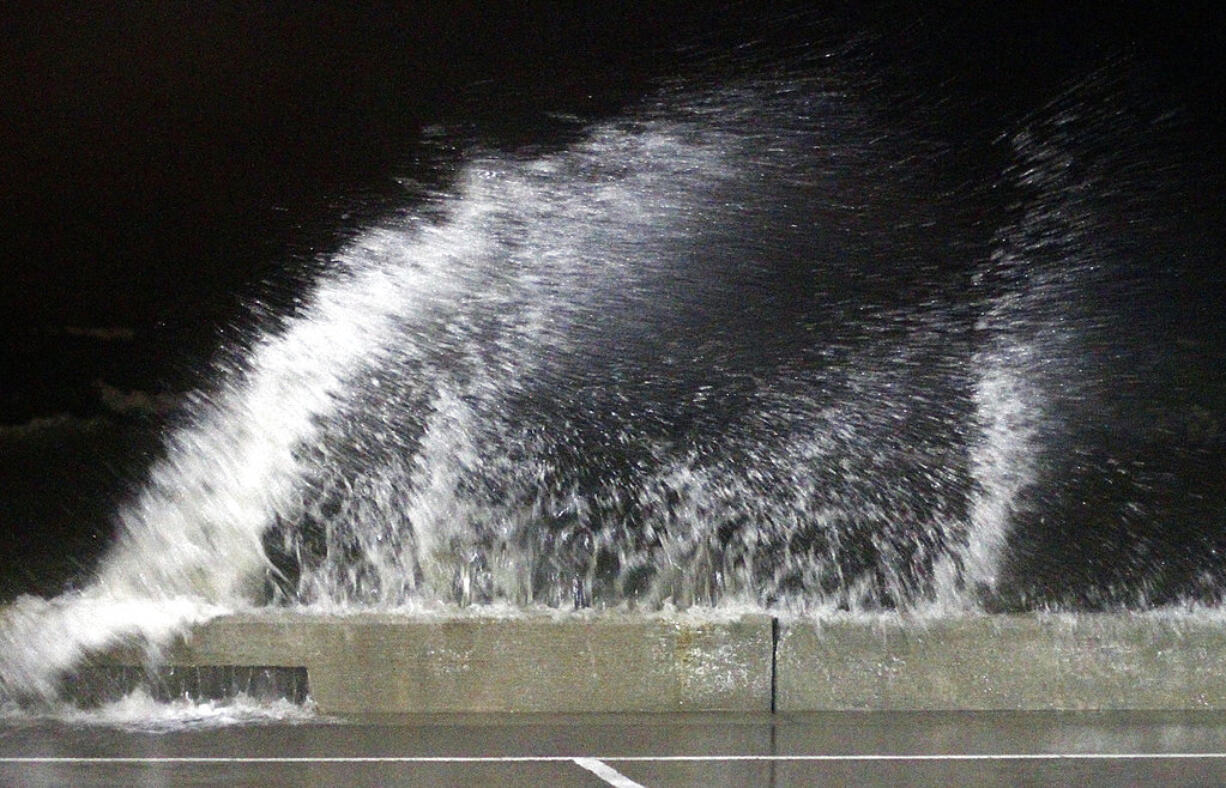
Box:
[1,1,1224,422]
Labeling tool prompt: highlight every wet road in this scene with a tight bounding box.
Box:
[6,710,1226,786]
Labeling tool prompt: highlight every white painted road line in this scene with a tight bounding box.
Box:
[573,757,647,787]
[6,753,1226,764]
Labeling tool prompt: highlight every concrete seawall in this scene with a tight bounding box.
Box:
[96,612,1226,714]
[100,612,774,714]
[776,615,1226,711]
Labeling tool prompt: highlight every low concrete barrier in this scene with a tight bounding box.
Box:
[119,611,775,714]
[776,614,1226,710]
[97,611,1226,713]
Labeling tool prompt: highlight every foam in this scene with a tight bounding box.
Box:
[1,689,318,733]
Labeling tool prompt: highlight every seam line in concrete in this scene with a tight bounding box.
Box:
[769,615,779,713]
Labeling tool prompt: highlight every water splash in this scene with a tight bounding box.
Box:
[0,594,225,702]
[0,687,317,733]
[2,66,1220,708]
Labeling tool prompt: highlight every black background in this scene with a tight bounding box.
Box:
[2,2,1223,420]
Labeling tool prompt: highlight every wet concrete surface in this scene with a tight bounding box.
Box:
[5,710,1226,786]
